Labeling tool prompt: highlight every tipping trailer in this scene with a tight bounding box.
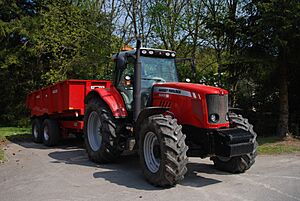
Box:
[26,79,125,145]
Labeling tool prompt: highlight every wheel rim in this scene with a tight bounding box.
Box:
[87,111,102,151]
[143,131,160,173]
[33,123,38,139]
[43,124,49,141]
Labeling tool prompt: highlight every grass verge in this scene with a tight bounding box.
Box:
[0,127,30,162]
[257,136,300,155]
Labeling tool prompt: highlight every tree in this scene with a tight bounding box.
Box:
[249,0,300,136]
[0,0,116,125]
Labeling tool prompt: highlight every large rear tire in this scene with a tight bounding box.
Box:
[139,114,188,187]
[84,98,121,163]
[42,119,60,146]
[211,113,257,173]
[32,118,43,143]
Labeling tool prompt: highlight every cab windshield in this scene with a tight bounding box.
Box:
[141,56,178,89]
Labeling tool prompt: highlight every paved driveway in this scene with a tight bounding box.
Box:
[0,139,299,201]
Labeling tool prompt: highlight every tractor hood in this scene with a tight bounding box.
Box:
[153,82,228,96]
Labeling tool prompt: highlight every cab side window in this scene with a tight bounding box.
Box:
[117,61,134,111]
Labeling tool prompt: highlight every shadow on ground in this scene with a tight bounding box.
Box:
[5,134,31,143]
[49,148,223,190]
[6,134,84,150]
[11,137,224,190]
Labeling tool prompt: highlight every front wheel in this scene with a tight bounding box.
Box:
[211,113,257,173]
[139,114,188,187]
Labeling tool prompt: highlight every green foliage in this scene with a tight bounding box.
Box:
[247,0,300,135]
[0,0,119,125]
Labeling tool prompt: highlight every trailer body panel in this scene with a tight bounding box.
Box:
[26,79,112,118]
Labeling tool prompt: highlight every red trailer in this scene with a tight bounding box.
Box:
[26,79,125,145]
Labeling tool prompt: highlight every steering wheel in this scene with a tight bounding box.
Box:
[152,77,166,83]
[142,77,166,83]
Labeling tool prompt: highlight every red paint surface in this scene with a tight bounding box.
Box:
[152,82,230,129]
[26,79,127,118]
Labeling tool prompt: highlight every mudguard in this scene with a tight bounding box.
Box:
[85,86,127,118]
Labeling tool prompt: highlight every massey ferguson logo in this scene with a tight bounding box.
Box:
[154,87,192,97]
[158,88,181,94]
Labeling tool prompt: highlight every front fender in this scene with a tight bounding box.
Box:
[85,86,127,118]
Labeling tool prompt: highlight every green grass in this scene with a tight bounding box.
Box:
[0,127,30,162]
[0,127,30,139]
[257,136,300,155]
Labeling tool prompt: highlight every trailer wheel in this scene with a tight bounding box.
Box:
[139,114,188,187]
[32,118,43,143]
[42,119,60,146]
[211,113,257,173]
[84,99,121,163]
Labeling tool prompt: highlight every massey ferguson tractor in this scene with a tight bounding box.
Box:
[26,40,257,187]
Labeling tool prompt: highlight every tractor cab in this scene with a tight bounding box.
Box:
[112,47,178,117]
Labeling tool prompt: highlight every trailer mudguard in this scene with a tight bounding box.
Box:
[85,86,128,118]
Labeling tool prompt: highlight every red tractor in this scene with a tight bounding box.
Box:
[27,40,257,187]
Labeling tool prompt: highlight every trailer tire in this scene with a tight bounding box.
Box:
[84,99,121,164]
[139,114,188,187]
[42,119,60,146]
[32,118,43,143]
[211,113,257,173]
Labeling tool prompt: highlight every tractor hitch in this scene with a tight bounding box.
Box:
[214,128,255,157]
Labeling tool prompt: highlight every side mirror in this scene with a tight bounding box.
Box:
[117,55,127,69]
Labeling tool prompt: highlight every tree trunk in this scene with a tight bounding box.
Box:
[277,49,289,137]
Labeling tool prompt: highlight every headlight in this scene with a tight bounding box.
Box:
[209,114,219,123]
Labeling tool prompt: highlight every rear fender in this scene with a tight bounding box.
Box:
[85,86,127,118]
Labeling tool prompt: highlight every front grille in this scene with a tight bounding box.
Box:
[206,94,228,124]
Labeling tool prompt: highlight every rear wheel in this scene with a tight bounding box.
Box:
[32,118,43,143]
[211,113,257,173]
[139,114,188,187]
[84,98,121,163]
[42,119,60,146]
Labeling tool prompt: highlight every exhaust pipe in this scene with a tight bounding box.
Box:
[133,39,142,122]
